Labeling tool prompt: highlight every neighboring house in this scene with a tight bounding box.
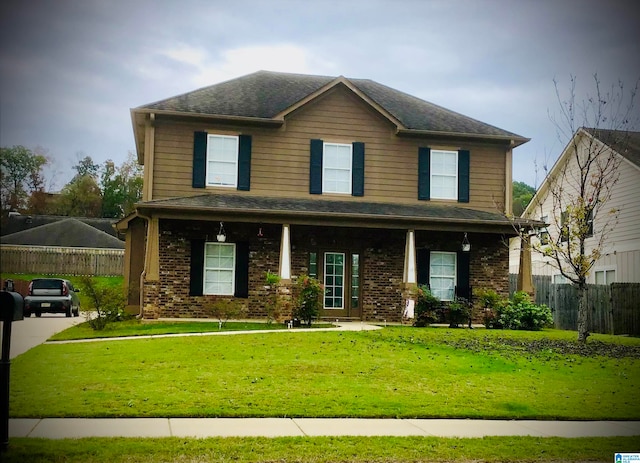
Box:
[1,213,123,240]
[0,218,125,249]
[509,128,640,284]
[118,70,530,321]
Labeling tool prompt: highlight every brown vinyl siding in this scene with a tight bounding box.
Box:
[150,85,507,212]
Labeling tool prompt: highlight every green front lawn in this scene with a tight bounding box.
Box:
[10,326,640,420]
[4,436,637,463]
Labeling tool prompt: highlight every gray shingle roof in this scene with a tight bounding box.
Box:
[0,218,125,248]
[1,214,120,237]
[138,70,526,141]
[584,128,640,168]
[136,193,526,230]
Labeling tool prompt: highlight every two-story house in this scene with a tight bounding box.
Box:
[117,70,529,321]
[510,128,640,284]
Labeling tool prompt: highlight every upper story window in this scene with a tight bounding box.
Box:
[430,150,458,200]
[323,143,352,194]
[207,135,239,187]
[192,132,252,191]
[310,139,364,197]
[418,147,469,203]
[560,208,593,243]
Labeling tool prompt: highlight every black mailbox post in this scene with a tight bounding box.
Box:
[1,290,24,452]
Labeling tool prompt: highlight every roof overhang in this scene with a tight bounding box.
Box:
[396,129,530,147]
[131,194,524,236]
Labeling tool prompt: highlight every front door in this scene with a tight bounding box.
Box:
[316,251,361,319]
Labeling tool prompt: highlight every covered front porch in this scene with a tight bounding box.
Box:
[117,194,518,321]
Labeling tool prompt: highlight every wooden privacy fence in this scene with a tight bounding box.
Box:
[509,274,640,335]
[0,245,124,276]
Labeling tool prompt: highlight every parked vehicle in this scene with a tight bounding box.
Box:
[24,278,81,318]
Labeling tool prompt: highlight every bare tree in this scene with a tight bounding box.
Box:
[531,74,638,342]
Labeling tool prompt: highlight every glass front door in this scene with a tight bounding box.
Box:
[324,252,345,309]
[314,251,361,318]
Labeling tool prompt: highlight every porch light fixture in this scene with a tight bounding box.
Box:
[216,222,227,242]
[461,233,471,252]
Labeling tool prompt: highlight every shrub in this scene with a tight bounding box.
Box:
[264,271,281,324]
[293,274,323,326]
[498,291,553,331]
[205,299,247,327]
[79,276,128,330]
[446,297,472,327]
[414,285,440,327]
[474,288,505,329]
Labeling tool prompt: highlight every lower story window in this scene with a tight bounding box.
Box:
[204,242,235,295]
[324,252,345,309]
[595,269,615,285]
[429,251,456,301]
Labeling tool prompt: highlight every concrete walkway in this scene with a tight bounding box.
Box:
[9,418,640,439]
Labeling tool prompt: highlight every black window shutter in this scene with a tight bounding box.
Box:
[417,249,430,287]
[458,149,470,203]
[418,147,431,200]
[456,251,471,300]
[352,142,365,197]
[309,139,323,194]
[192,132,207,188]
[237,135,252,191]
[234,241,250,298]
[190,239,205,296]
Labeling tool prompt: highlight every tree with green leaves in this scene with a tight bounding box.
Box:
[72,154,100,180]
[0,145,48,214]
[512,181,535,216]
[100,152,143,218]
[55,174,103,217]
[531,74,638,343]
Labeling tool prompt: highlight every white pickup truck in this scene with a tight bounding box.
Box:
[23,278,81,318]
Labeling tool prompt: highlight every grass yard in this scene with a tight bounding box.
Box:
[3,436,638,463]
[10,326,640,420]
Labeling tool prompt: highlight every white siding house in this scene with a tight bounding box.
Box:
[510,128,640,283]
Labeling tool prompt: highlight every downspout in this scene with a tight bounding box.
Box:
[137,212,151,319]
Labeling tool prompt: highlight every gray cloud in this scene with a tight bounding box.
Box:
[1,0,638,191]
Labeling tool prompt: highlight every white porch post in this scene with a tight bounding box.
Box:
[403,229,417,284]
[279,224,291,280]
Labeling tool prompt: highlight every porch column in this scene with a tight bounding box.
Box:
[403,229,417,284]
[517,234,535,297]
[279,224,291,280]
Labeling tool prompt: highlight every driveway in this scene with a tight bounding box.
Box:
[2,314,83,359]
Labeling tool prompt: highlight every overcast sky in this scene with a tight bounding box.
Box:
[1,0,639,192]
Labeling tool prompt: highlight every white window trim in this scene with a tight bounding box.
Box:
[207,134,239,188]
[430,149,458,200]
[429,251,457,301]
[593,267,616,285]
[322,142,352,194]
[324,252,346,310]
[203,242,236,296]
[553,273,570,284]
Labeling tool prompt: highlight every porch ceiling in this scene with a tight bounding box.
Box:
[135,193,536,234]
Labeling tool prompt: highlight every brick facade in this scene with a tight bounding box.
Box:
[142,220,509,321]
